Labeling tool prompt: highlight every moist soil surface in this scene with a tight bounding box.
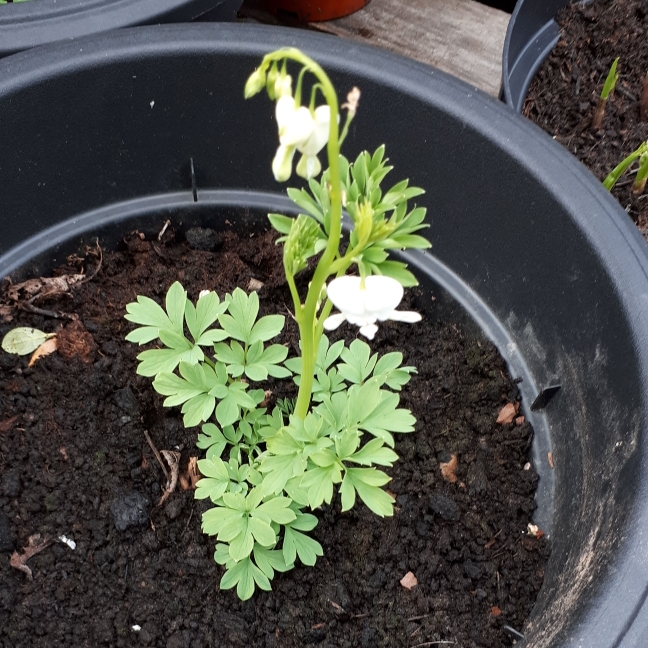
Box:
[524,0,648,236]
[0,225,548,648]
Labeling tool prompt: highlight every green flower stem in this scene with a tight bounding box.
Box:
[260,49,343,419]
[285,266,302,318]
[338,111,355,147]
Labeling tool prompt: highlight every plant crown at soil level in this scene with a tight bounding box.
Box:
[125,48,431,600]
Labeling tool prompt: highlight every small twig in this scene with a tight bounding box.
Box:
[79,239,103,285]
[151,243,167,259]
[157,450,180,507]
[144,430,169,480]
[410,642,456,647]
[158,219,171,241]
[182,505,195,535]
[18,301,75,320]
[408,615,430,622]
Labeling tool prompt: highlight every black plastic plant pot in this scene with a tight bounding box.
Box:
[501,0,570,111]
[2,24,648,647]
[0,0,242,59]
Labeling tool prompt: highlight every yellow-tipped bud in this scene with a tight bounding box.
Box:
[354,200,374,247]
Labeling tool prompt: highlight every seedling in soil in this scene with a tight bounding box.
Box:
[592,57,619,130]
[126,49,431,600]
[603,141,648,194]
[634,152,648,194]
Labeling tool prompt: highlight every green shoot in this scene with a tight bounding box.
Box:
[603,141,648,193]
[592,57,619,130]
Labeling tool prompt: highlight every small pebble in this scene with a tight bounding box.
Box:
[428,493,460,521]
[111,491,150,531]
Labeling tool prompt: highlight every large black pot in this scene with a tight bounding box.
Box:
[2,24,648,647]
[0,0,242,59]
[501,0,570,111]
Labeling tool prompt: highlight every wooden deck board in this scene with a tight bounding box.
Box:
[310,0,509,97]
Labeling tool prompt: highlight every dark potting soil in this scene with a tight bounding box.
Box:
[524,0,648,236]
[0,225,548,648]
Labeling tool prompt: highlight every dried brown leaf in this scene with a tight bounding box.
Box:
[0,415,19,434]
[547,452,554,469]
[496,402,519,424]
[491,606,502,617]
[10,534,53,580]
[400,571,418,590]
[6,275,85,303]
[180,457,200,491]
[440,454,458,483]
[515,415,525,425]
[28,337,58,367]
[157,450,180,507]
[247,278,264,292]
[56,320,96,364]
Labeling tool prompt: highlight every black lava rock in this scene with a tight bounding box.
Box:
[110,491,149,531]
[185,227,221,251]
[428,493,460,521]
[113,385,140,418]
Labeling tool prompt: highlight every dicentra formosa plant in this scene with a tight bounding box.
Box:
[125,48,431,600]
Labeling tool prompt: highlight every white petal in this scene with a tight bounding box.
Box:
[345,313,375,327]
[279,106,314,147]
[359,324,379,340]
[326,276,368,319]
[298,105,330,156]
[363,276,404,318]
[385,310,422,323]
[275,96,295,129]
[272,145,296,182]
[323,313,347,331]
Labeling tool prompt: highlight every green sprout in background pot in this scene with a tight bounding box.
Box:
[125,47,431,600]
[603,140,648,195]
[592,57,619,130]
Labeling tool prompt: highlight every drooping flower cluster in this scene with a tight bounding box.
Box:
[324,275,422,340]
[272,75,331,182]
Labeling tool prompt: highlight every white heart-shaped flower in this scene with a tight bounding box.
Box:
[324,275,421,340]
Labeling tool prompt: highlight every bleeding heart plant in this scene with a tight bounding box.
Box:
[125,48,430,600]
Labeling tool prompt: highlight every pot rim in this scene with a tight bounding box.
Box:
[2,23,648,646]
[0,0,237,57]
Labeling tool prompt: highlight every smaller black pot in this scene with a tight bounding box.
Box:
[501,0,570,111]
[0,0,242,59]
